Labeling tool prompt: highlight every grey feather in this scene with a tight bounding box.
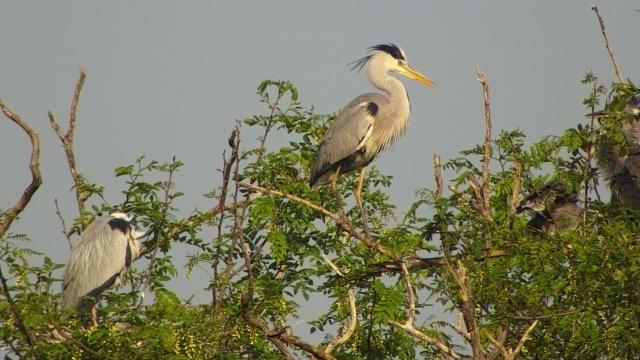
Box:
[310,94,384,186]
[61,213,142,310]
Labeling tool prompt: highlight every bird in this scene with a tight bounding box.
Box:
[590,92,640,205]
[309,43,435,205]
[516,182,582,234]
[61,212,145,324]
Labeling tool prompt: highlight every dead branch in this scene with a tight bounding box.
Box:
[321,253,358,356]
[590,5,625,84]
[238,182,392,257]
[48,70,87,215]
[475,65,493,221]
[434,154,443,200]
[509,162,522,216]
[389,261,462,359]
[0,98,41,350]
[212,126,240,309]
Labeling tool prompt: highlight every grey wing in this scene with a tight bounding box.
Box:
[310,94,384,183]
[61,216,133,308]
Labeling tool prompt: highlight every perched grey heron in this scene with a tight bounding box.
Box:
[62,212,144,324]
[590,92,640,205]
[309,43,435,203]
[516,182,582,234]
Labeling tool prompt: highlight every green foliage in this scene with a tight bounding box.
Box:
[2,77,640,359]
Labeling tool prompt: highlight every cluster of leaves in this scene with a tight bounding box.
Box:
[1,77,640,359]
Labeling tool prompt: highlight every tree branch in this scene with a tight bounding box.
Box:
[389,261,462,359]
[590,5,625,84]
[48,70,87,215]
[0,98,41,350]
[321,253,358,356]
[238,182,392,257]
[475,65,493,221]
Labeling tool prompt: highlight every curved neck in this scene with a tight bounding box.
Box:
[367,62,409,108]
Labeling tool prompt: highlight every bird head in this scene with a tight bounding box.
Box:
[350,43,436,88]
[110,212,147,239]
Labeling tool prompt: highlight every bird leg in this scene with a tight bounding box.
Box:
[91,305,98,327]
[354,167,371,240]
[330,165,350,226]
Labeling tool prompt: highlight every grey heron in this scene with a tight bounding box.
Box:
[61,212,145,324]
[309,43,435,207]
[516,182,582,234]
[591,92,640,205]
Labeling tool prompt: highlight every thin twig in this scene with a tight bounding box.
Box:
[48,70,87,215]
[54,198,73,250]
[370,249,507,274]
[590,5,625,84]
[238,182,391,256]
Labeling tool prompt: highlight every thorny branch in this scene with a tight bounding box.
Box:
[48,70,87,215]
[54,198,73,250]
[590,5,625,84]
[0,99,41,351]
[389,261,462,359]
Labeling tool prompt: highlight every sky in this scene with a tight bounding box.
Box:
[1,0,639,345]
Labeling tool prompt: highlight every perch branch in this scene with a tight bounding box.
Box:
[48,70,87,215]
[590,5,625,84]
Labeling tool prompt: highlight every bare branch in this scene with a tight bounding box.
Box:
[509,162,522,216]
[475,65,493,221]
[321,253,358,356]
[590,5,625,84]
[238,182,392,257]
[451,259,485,359]
[511,320,539,359]
[434,153,443,200]
[0,98,41,350]
[48,70,87,215]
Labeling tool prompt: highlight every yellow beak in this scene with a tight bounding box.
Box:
[398,64,436,88]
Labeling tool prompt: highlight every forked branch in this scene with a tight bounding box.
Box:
[48,70,87,215]
[389,261,462,359]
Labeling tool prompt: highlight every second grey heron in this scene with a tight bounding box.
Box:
[62,212,145,324]
[516,182,582,234]
[590,92,640,205]
[309,43,435,201]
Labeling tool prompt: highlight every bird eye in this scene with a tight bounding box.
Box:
[397,60,403,66]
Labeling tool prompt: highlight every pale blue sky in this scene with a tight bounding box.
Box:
[1,0,638,343]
